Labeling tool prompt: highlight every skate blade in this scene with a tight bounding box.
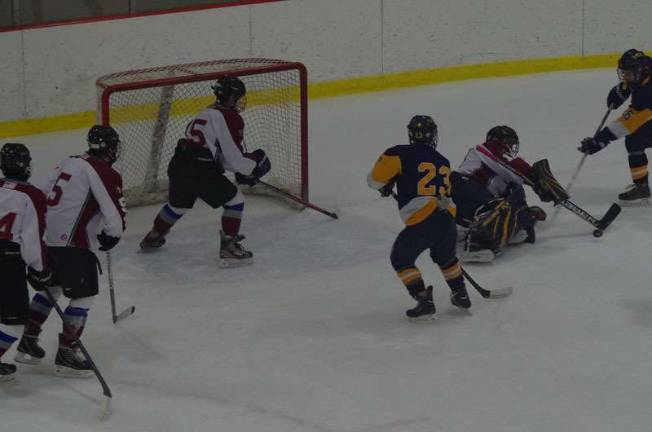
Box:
[14,352,43,365]
[619,198,650,207]
[0,374,16,383]
[55,365,94,378]
[219,257,254,268]
[407,314,435,321]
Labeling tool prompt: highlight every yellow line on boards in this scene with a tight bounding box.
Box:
[0,53,620,139]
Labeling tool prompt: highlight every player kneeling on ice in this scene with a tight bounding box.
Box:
[14,126,126,378]
[579,49,652,206]
[451,126,567,262]
[140,76,271,267]
[0,144,50,382]
[368,115,471,319]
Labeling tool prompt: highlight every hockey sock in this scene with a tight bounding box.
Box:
[440,259,465,292]
[0,324,20,360]
[628,152,648,184]
[23,287,62,337]
[397,267,426,298]
[153,204,187,235]
[59,296,95,347]
[222,190,245,236]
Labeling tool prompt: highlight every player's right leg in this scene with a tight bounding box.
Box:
[0,240,30,381]
[141,153,196,250]
[49,248,99,378]
[621,125,652,206]
[390,226,434,319]
[429,213,471,310]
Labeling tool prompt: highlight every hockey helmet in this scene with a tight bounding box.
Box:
[0,143,32,181]
[212,76,247,111]
[618,49,650,86]
[87,125,121,165]
[407,115,438,148]
[486,125,519,158]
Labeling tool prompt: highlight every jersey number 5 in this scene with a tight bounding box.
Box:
[417,162,451,197]
[47,172,72,206]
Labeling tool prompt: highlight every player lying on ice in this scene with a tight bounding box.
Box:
[451,126,568,262]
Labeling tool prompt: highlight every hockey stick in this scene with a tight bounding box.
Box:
[548,106,613,225]
[107,251,135,324]
[257,180,339,219]
[461,268,513,299]
[43,287,112,419]
[488,151,621,236]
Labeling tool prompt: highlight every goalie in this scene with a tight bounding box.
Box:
[451,126,568,262]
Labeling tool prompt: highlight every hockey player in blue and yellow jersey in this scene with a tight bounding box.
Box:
[580,49,652,205]
[367,115,470,319]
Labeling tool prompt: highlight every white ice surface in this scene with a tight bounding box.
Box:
[2,69,652,432]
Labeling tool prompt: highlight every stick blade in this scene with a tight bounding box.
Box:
[487,286,513,299]
[114,306,135,324]
[596,203,621,231]
[98,396,112,420]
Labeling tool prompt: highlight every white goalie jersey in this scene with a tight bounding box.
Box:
[44,154,126,250]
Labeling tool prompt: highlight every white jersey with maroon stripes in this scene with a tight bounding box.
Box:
[0,178,47,271]
[44,154,126,250]
[184,105,257,175]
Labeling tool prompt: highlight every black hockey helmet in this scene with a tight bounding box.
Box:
[87,125,121,165]
[486,125,519,157]
[0,143,32,181]
[407,115,438,148]
[212,76,247,111]
[618,49,650,86]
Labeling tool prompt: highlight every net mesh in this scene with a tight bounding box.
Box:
[96,59,305,206]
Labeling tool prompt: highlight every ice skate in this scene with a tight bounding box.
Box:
[139,230,166,251]
[406,286,435,320]
[55,342,93,378]
[15,335,45,365]
[0,362,17,383]
[219,231,254,268]
[450,285,471,309]
[618,183,650,206]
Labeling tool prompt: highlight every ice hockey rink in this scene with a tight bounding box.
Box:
[3,68,652,432]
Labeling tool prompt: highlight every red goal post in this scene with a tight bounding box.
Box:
[96,58,310,209]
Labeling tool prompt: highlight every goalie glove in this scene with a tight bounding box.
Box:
[530,159,570,204]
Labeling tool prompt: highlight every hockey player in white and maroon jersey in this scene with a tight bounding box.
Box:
[450,126,552,261]
[15,125,126,377]
[0,143,50,382]
[140,76,271,267]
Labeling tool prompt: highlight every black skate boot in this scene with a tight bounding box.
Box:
[219,230,253,268]
[406,286,436,319]
[55,340,93,378]
[15,334,45,365]
[140,230,166,251]
[450,286,471,309]
[0,362,17,383]
[618,183,651,206]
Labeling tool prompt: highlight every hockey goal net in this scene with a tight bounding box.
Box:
[96,58,308,207]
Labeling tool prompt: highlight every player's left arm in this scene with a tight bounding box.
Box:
[17,188,48,272]
[88,167,126,239]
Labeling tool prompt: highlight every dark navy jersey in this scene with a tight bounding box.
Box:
[607,76,652,139]
[368,143,452,225]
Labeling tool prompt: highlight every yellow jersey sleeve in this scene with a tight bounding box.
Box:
[367,153,402,190]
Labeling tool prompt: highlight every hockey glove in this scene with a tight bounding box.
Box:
[235,172,258,186]
[245,149,272,179]
[379,182,395,197]
[578,137,608,155]
[97,231,120,251]
[607,82,630,109]
[27,267,52,291]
